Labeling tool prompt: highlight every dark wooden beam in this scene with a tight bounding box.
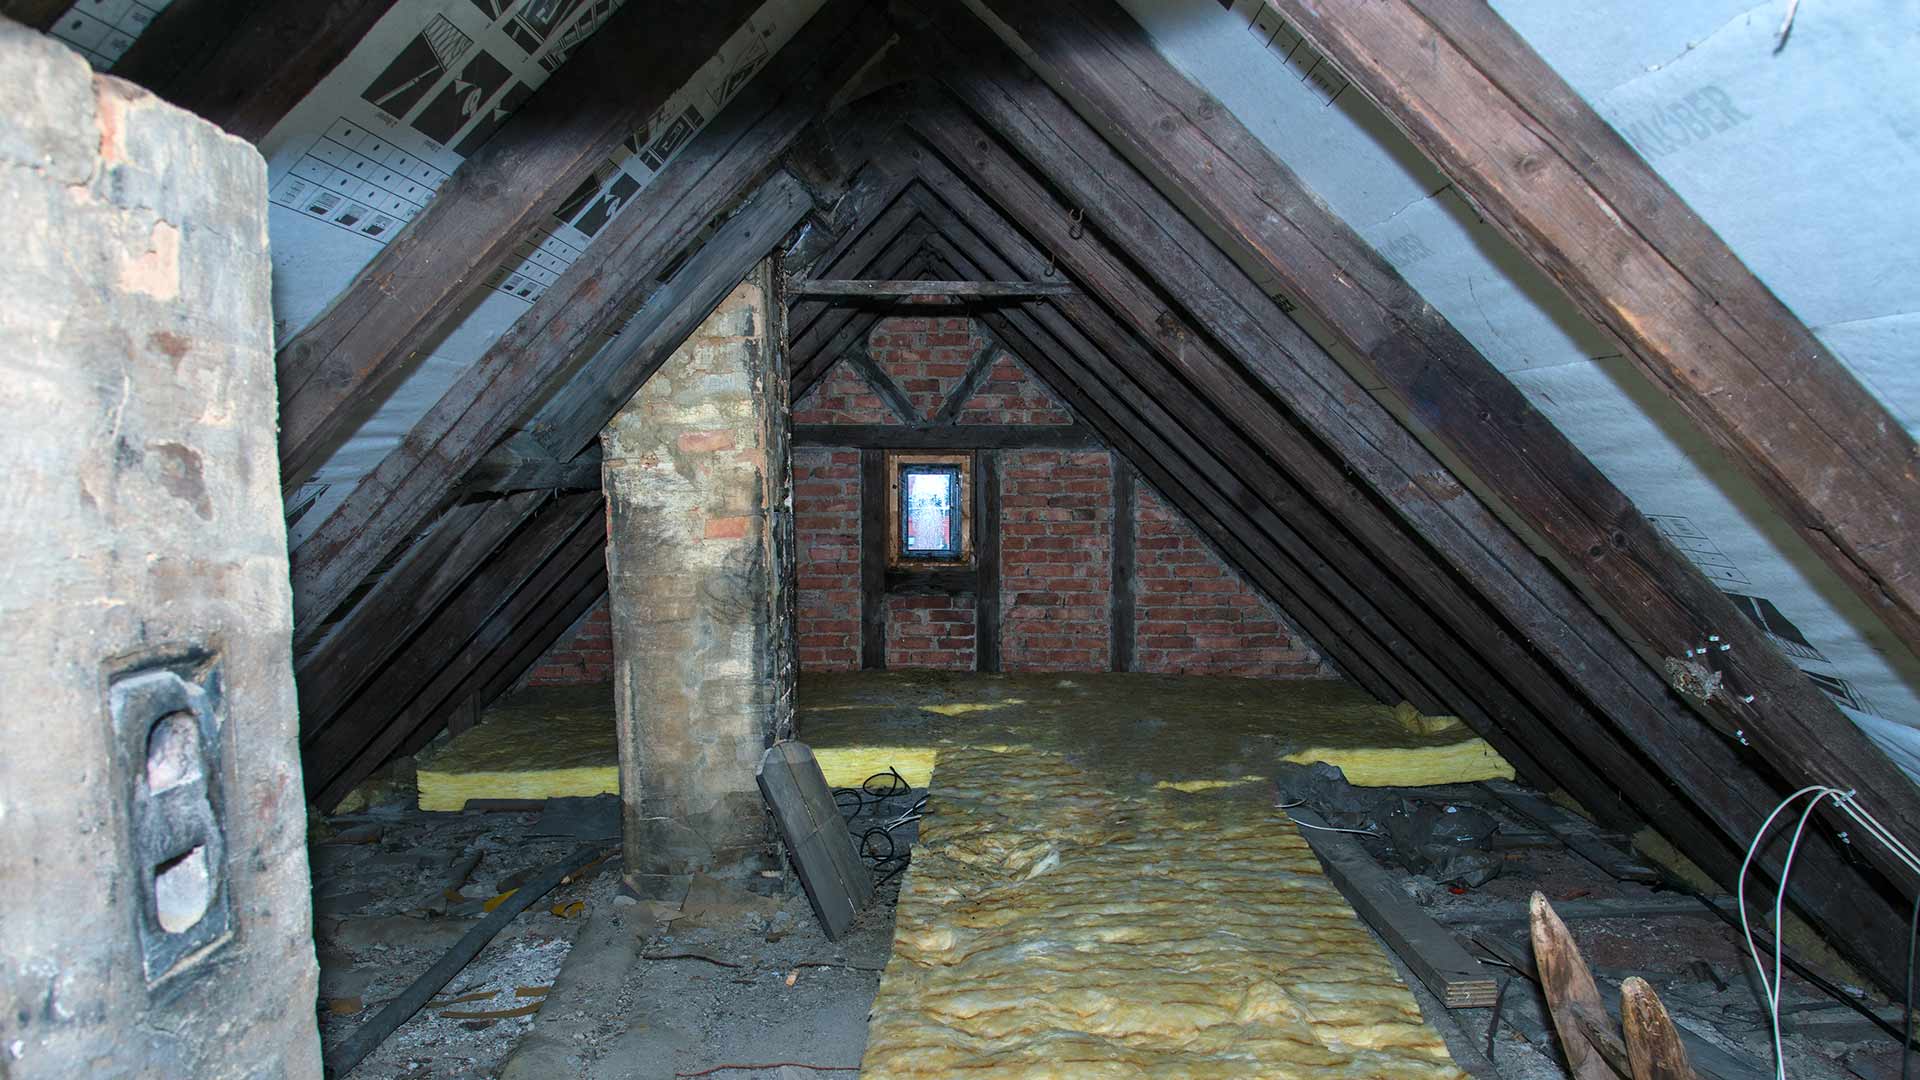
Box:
[1274,0,1920,662]
[274,0,764,490]
[860,449,888,669]
[794,423,1100,449]
[108,0,399,141]
[909,151,1607,790]
[520,168,814,461]
[789,278,1072,299]
[295,491,548,737]
[789,201,927,377]
[790,245,933,399]
[1110,455,1134,673]
[969,0,1920,906]
[840,340,924,427]
[919,197,1593,811]
[884,568,977,595]
[304,492,605,806]
[975,449,1001,672]
[912,130,1918,995]
[460,441,601,495]
[1290,809,1501,1008]
[917,187,1909,979]
[287,4,883,632]
[398,562,612,763]
[934,342,1001,425]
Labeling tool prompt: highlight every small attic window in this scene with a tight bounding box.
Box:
[903,467,961,556]
[888,452,972,566]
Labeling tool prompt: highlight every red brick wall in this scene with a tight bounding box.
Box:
[886,593,976,669]
[871,313,977,420]
[1132,485,1326,678]
[792,357,901,426]
[1000,449,1114,670]
[795,447,863,670]
[776,315,1327,679]
[954,354,1071,426]
[523,596,614,686]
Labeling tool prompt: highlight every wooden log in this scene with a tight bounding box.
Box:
[840,340,923,427]
[788,278,1072,298]
[1273,0,1920,662]
[963,0,1920,942]
[1292,809,1501,1008]
[274,0,763,488]
[1530,891,1621,1080]
[933,343,1002,424]
[1110,456,1134,673]
[789,197,924,346]
[1621,977,1699,1080]
[790,220,931,394]
[1433,896,1724,926]
[287,3,882,632]
[883,568,977,595]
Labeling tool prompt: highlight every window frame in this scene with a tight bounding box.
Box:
[886,451,974,568]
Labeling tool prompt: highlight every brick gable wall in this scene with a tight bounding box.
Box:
[527,314,1329,684]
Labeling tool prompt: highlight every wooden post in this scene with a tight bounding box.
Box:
[1110,457,1135,673]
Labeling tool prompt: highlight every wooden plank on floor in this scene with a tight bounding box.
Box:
[758,741,874,941]
[1289,809,1500,1008]
[1482,779,1660,883]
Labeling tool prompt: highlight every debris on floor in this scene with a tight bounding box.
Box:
[316,674,1915,1078]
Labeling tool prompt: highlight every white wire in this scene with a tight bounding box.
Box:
[1284,814,1380,837]
[1738,784,1831,1078]
[1737,783,1920,1080]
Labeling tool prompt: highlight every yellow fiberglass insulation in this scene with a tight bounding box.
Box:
[861,742,1468,1079]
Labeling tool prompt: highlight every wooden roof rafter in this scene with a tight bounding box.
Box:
[957,0,1920,909]
[793,60,1909,983]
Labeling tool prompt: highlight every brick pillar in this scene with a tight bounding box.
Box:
[604,259,795,898]
[0,27,318,1078]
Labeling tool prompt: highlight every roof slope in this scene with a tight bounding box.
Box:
[26,0,1919,993]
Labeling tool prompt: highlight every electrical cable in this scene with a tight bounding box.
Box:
[1678,884,1916,1052]
[835,768,918,885]
[1737,784,1920,1079]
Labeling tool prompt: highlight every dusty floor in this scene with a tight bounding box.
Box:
[312,673,1913,1078]
[313,784,917,1079]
